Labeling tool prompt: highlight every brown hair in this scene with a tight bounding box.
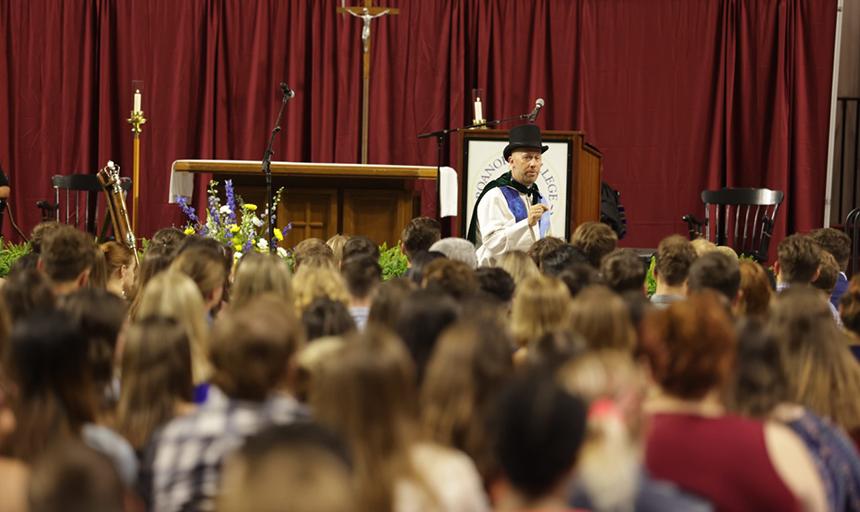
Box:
[726,319,789,419]
[567,286,636,352]
[29,221,63,254]
[341,254,382,299]
[768,287,860,432]
[420,321,513,482]
[812,251,839,297]
[0,268,54,323]
[87,244,108,290]
[100,241,135,278]
[29,442,125,512]
[295,239,334,270]
[528,236,566,268]
[40,226,96,284]
[115,316,193,450]
[510,275,570,348]
[170,246,228,305]
[842,290,860,338]
[422,258,477,301]
[640,292,737,400]
[326,235,351,267]
[128,245,178,321]
[149,227,186,254]
[654,235,697,286]
[735,260,772,319]
[368,278,418,330]
[777,234,821,284]
[232,252,293,311]
[809,227,852,271]
[600,249,646,294]
[401,217,441,261]
[571,222,618,268]
[209,294,304,401]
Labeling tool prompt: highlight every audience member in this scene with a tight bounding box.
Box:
[341,254,382,330]
[429,238,478,269]
[809,227,852,308]
[776,235,840,326]
[641,292,827,512]
[556,264,602,298]
[0,268,54,323]
[342,235,379,263]
[735,260,773,320]
[401,217,442,266]
[406,250,447,286]
[218,423,355,512]
[115,317,194,452]
[6,252,39,276]
[422,258,478,301]
[715,245,739,261]
[421,321,514,485]
[29,221,64,254]
[650,235,697,307]
[600,248,647,294]
[87,245,108,290]
[527,236,565,269]
[368,277,418,330]
[0,366,27,512]
[38,225,96,296]
[231,252,293,311]
[311,327,488,512]
[526,329,586,372]
[812,251,840,299]
[541,243,589,277]
[620,290,655,334]
[301,298,356,342]
[140,295,308,512]
[148,227,186,255]
[842,289,860,344]
[395,290,459,383]
[497,250,540,286]
[100,241,136,298]
[510,275,570,364]
[567,286,636,352]
[571,222,618,269]
[689,238,718,257]
[292,267,351,312]
[688,252,741,304]
[171,246,229,317]
[293,238,335,271]
[326,234,351,267]
[127,244,178,321]
[475,266,516,306]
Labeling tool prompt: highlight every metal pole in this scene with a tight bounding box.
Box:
[824,0,844,227]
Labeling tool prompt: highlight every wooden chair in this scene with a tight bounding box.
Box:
[682,187,784,262]
[40,174,131,239]
[847,207,860,278]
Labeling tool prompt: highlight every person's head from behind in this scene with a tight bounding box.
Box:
[809,227,851,273]
[567,286,636,352]
[28,441,125,512]
[115,316,193,451]
[395,289,459,383]
[3,310,96,460]
[341,254,382,302]
[689,238,718,257]
[0,268,55,323]
[556,264,601,298]
[497,250,540,286]
[294,239,334,271]
[100,242,136,297]
[688,251,741,303]
[422,258,478,301]
[400,217,441,263]
[29,221,64,254]
[326,235,351,267]
[640,292,737,401]
[571,222,618,269]
[87,244,108,291]
[475,267,516,306]
[540,244,588,277]
[428,238,478,269]
[510,275,570,349]
[842,290,860,340]
[342,235,379,264]
[526,329,586,372]
[210,294,305,401]
[735,260,772,319]
[38,226,96,295]
[528,236,565,269]
[219,423,354,512]
[406,250,446,286]
[653,235,697,291]
[494,376,587,504]
[301,298,356,342]
[775,234,821,285]
[127,244,178,320]
[232,252,293,310]
[8,252,40,277]
[812,251,839,298]
[726,319,788,419]
[600,249,647,294]
[292,267,351,313]
[149,227,186,254]
[170,245,228,314]
[368,277,418,330]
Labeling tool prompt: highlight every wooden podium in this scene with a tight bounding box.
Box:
[171,160,437,248]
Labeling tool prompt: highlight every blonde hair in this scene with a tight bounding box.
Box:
[232,253,293,311]
[715,245,739,261]
[510,275,570,348]
[497,250,540,288]
[292,267,350,312]
[690,238,718,257]
[327,235,350,267]
[137,270,212,384]
[567,286,636,352]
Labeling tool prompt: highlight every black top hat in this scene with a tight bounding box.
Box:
[503,124,549,161]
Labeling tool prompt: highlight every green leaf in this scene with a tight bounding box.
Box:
[0,241,32,278]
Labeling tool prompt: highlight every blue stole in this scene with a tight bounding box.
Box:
[498,186,551,238]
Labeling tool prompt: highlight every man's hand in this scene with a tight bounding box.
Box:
[528,204,549,227]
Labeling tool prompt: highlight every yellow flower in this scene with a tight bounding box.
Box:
[243,204,257,211]
[184,227,195,235]
[231,237,240,245]
[234,244,242,252]
[274,228,284,241]
[229,224,240,233]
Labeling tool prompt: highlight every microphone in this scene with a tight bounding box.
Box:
[280,82,295,99]
[528,98,545,123]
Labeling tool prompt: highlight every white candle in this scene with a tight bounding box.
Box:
[134,90,141,112]
[474,98,483,121]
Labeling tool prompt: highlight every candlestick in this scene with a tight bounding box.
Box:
[474,98,483,123]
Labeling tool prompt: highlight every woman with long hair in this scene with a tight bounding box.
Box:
[231,252,293,311]
[510,275,570,363]
[735,260,773,319]
[100,241,136,298]
[311,327,487,512]
[566,286,636,352]
[127,244,178,321]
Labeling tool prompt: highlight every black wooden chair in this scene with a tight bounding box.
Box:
[39,174,131,238]
[847,207,860,278]
[682,187,784,262]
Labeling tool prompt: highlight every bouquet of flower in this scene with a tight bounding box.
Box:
[176,179,292,259]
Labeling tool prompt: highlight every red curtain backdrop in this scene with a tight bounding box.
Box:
[0,0,837,254]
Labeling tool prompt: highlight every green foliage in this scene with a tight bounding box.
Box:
[0,241,31,278]
[378,242,408,281]
[645,256,656,297]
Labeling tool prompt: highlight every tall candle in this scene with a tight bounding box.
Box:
[474,98,483,121]
[134,90,141,112]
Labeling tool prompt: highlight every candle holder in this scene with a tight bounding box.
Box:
[127,110,146,134]
[471,88,487,129]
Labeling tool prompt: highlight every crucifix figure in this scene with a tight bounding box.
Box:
[337,1,399,164]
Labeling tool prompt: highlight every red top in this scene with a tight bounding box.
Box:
[645,413,798,512]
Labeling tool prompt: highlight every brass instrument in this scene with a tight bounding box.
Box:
[97,161,140,266]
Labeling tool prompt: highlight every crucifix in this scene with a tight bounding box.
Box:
[337,1,399,164]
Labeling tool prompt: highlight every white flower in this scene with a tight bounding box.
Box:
[257,238,269,251]
[234,251,243,260]
[277,247,288,258]
[252,216,263,227]
[219,205,232,215]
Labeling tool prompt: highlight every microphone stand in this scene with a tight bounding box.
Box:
[418,112,533,222]
[262,89,292,254]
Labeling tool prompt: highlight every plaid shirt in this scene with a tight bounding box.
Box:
[138,386,310,512]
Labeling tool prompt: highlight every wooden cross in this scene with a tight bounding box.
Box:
[337,1,399,164]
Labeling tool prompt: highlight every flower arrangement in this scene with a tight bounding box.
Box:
[176,179,292,259]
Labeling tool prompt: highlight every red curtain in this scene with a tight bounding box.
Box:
[0,0,838,253]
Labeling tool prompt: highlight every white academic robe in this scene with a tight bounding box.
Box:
[474,187,551,267]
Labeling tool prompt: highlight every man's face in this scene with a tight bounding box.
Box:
[509,149,542,187]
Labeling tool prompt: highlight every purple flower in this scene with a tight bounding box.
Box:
[225,180,237,222]
[176,196,199,223]
[243,240,253,253]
